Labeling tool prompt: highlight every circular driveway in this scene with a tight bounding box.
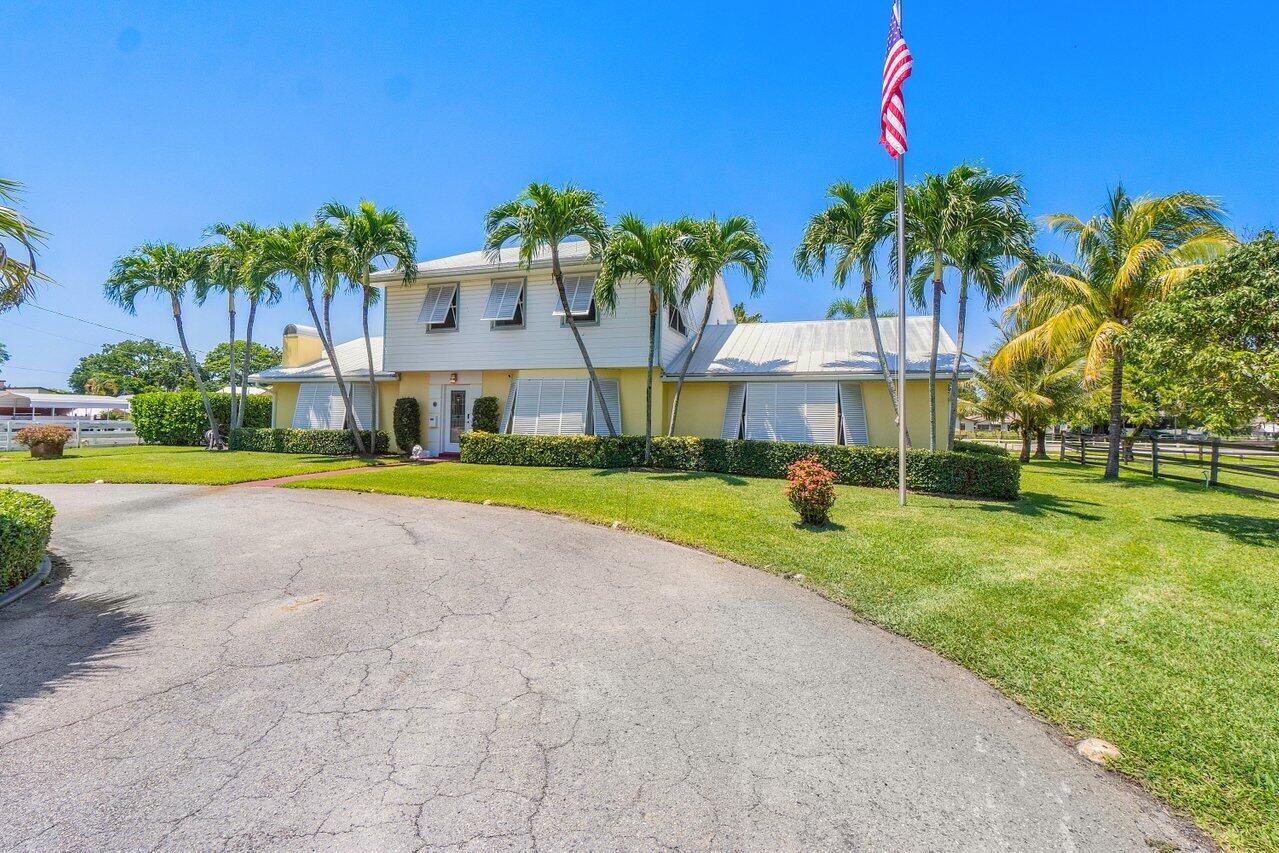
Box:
[1,484,1203,851]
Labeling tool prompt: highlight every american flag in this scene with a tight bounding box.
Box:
[880,2,913,158]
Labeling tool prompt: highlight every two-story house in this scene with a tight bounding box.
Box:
[252,240,967,455]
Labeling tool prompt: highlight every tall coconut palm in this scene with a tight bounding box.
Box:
[597,216,686,463]
[195,244,241,433]
[912,206,1034,448]
[795,180,908,444]
[259,222,367,455]
[995,187,1233,478]
[906,165,1026,449]
[104,243,219,438]
[667,215,768,436]
[485,183,614,435]
[0,178,50,312]
[318,201,416,431]
[234,231,282,428]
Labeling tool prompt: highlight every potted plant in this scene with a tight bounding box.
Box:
[15,425,73,460]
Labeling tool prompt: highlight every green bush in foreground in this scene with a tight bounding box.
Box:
[131,391,271,445]
[459,432,1020,499]
[393,397,421,452]
[472,396,500,433]
[0,488,55,592]
[229,427,389,456]
[952,438,1011,457]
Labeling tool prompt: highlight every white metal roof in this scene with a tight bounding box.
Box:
[249,337,395,382]
[367,240,595,285]
[663,316,972,380]
[0,391,130,409]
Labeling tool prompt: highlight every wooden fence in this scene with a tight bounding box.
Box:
[0,419,139,452]
[1060,432,1279,498]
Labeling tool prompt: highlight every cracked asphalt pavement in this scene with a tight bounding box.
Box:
[0,484,1205,851]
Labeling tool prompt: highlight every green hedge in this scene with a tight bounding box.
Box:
[952,439,1011,457]
[131,391,271,445]
[229,427,389,455]
[472,396,500,433]
[1,488,55,593]
[459,433,1020,499]
[393,397,421,451]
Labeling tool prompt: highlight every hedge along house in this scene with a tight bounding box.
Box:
[252,241,968,454]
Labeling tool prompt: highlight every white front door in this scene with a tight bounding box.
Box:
[442,386,470,453]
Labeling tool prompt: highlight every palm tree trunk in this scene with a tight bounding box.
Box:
[238,299,257,429]
[305,292,366,455]
[946,276,968,451]
[644,291,656,465]
[1019,426,1031,464]
[172,300,218,440]
[863,276,910,447]
[928,275,943,451]
[552,249,616,437]
[666,287,714,436]
[1104,347,1124,480]
[226,292,237,441]
[362,281,378,436]
[1034,428,1048,459]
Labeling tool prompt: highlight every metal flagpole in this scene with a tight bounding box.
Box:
[895,0,908,507]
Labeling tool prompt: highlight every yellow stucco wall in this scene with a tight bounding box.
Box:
[864,379,949,448]
[281,334,323,368]
[271,384,299,429]
[664,382,729,438]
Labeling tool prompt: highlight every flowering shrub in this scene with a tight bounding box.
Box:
[14,425,72,448]
[784,455,837,526]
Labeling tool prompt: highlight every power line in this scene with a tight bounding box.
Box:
[0,318,100,348]
[16,303,209,356]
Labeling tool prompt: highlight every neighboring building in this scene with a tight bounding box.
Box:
[0,390,131,419]
[251,241,968,455]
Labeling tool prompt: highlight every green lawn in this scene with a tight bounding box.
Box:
[291,460,1279,851]
[0,445,387,485]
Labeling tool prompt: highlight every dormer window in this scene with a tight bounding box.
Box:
[418,284,459,332]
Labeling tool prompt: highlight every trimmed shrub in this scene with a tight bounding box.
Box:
[785,456,837,525]
[131,391,271,445]
[393,397,421,452]
[953,439,1010,457]
[15,425,73,447]
[229,427,389,456]
[459,432,1021,499]
[0,488,55,592]
[472,396,500,433]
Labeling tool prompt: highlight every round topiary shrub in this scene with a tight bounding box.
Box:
[15,425,73,460]
[784,455,837,526]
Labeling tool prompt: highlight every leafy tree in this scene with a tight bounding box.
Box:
[0,341,9,373]
[201,341,281,387]
[0,178,50,312]
[1131,234,1279,433]
[668,215,768,436]
[104,243,219,436]
[318,201,416,429]
[732,302,762,323]
[795,181,907,442]
[69,339,193,394]
[484,183,615,435]
[598,215,686,463]
[997,186,1234,478]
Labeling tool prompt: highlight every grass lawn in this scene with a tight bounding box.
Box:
[0,444,388,485]
[292,460,1279,851]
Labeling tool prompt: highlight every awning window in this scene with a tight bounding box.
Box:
[417,284,458,325]
[481,279,524,322]
[508,378,590,435]
[550,275,596,317]
[292,383,372,430]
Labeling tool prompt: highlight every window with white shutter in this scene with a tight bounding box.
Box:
[508,379,590,436]
[551,275,597,319]
[499,383,518,433]
[291,383,372,430]
[418,284,458,330]
[744,382,838,444]
[589,379,622,436]
[482,279,524,327]
[838,382,870,445]
[721,383,746,439]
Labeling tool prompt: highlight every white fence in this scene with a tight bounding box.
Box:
[0,419,139,451]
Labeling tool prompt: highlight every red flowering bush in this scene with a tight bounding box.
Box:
[784,455,837,526]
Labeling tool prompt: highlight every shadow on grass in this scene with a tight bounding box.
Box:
[1162,513,1279,547]
[589,468,749,486]
[970,491,1105,521]
[0,556,151,719]
[792,520,846,533]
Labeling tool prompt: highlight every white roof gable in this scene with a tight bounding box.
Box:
[368,240,595,286]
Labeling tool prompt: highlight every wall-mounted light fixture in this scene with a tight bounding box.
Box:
[449,372,458,384]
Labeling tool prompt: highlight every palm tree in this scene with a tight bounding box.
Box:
[0,178,50,312]
[104,243,219,438]
[996,186,1234,478]
[795,180,908,444]
[234,231,282,428]
[260,223,367,455]
[84,375,120,396]
[732,302,762,323]
[598,216,685,463]
[484,183,615,435]
[667,215,768,436]
[825,296,900,319]
[906,165,1026,449]
[912,206,1034,448]
[318,201,416,431]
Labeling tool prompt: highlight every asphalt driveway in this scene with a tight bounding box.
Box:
[0,484,1204,851]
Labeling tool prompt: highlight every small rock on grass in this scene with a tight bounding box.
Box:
[1077,737,1120,765]
[482,499,492,505]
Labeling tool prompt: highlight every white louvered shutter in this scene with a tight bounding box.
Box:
[744,383,778,441]
[511,379,541,435]
[745,382,838,443]
[499,383,518,433]
[839,382,870,445]
[590,379,622,436]
[417,284,457,324]
[721,383,746,439]
[481,280,522,321]
[551,276,595,316]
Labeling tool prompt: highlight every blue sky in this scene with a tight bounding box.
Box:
[2,1,1276,389]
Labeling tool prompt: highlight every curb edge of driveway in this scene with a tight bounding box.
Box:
[0,554,52,609]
